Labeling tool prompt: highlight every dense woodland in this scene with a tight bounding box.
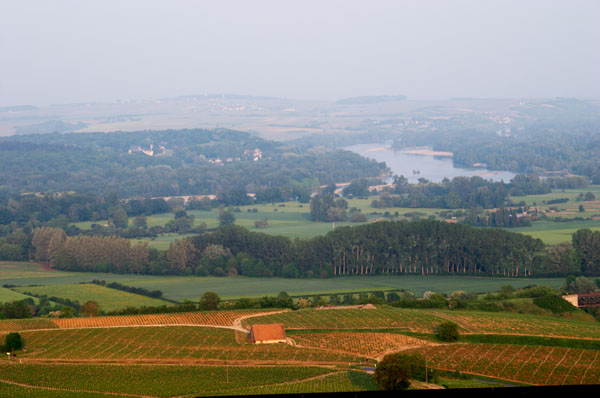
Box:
[0,129,387,198]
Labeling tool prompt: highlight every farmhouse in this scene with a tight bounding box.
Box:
[249,324,286,344]
[563,292,600,308]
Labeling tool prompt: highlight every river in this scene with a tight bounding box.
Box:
[344,142,516,183]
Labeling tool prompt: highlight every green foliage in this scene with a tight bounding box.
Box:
[437,321,459,341]
[5,332,24,351]
[198,291,221,311]
[533,295,576,314]
[218,209,236,227]
[81,300,101,317]
[374,352,426,390]
[562,275,597,294]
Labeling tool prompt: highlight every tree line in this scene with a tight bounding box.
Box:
[15,222,600,279]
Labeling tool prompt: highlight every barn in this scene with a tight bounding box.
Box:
[249,324,286,344]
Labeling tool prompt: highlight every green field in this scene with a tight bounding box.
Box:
[72,190,600,248]
[510,186,600,206]
[13,283,171,311]
[0,263,565,302]
[0,286,34,303]
[507,220,600,245]
[76,199,447,247]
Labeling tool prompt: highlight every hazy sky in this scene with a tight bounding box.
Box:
[1,0,599,106]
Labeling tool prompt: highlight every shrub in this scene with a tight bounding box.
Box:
[437,321,459,341]
[533,295,576,314]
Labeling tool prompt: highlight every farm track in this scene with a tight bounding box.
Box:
[233,309,291,330]
[15,358,356,367]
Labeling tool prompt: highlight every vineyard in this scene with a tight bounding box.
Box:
[244,308,600,339]
[202,370,379,396]
[243,308,445,331]
[19,326,365,364]
[428,310,600,339]
[411,343,600,385]
[0,318,57,333]
[0,363,337,397]
[293,332,434,358]
[50,309,277,329]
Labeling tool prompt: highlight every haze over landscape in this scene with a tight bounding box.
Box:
[1,1,600,396]
[1,0,599,107]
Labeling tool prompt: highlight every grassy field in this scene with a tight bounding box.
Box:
[71,190,600,248]
[510,186,600,206]
[506,220,600,245]
[506,186,600,244]
[76,199,448,247]
[13,283,171,311]
[0,286,35,303]
[0,262,565,302]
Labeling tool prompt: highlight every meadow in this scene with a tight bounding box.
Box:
[0,262,565,302]
[77,199,446,247]
[0,286,34,303]
[72,188,600,249]
[507,220,600,245]
[13,283,171,311]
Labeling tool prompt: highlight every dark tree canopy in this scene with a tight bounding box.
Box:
[199,292,221,311]
[437,321,459,342]
[374,352,426,390]
[5,332,24,352]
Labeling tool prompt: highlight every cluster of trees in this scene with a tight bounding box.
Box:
[463,207,532,228]
[188,221,545,278]
[0,191,170,226]
[16,221,600,278]
[31,227,150,273]
[309,195,366,222]
[370,175,551,211]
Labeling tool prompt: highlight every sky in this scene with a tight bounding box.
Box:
[1,0,599,106]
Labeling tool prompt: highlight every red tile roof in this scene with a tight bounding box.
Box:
[251,324,286,342]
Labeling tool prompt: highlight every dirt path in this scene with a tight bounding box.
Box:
[232,309,290,330]
[0,377,158,398]
[11,324,243,334]
[15,358,351,367]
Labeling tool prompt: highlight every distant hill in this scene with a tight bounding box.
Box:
[336,95,406,105]
[15,120,88,135]
[0,105,37,112]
